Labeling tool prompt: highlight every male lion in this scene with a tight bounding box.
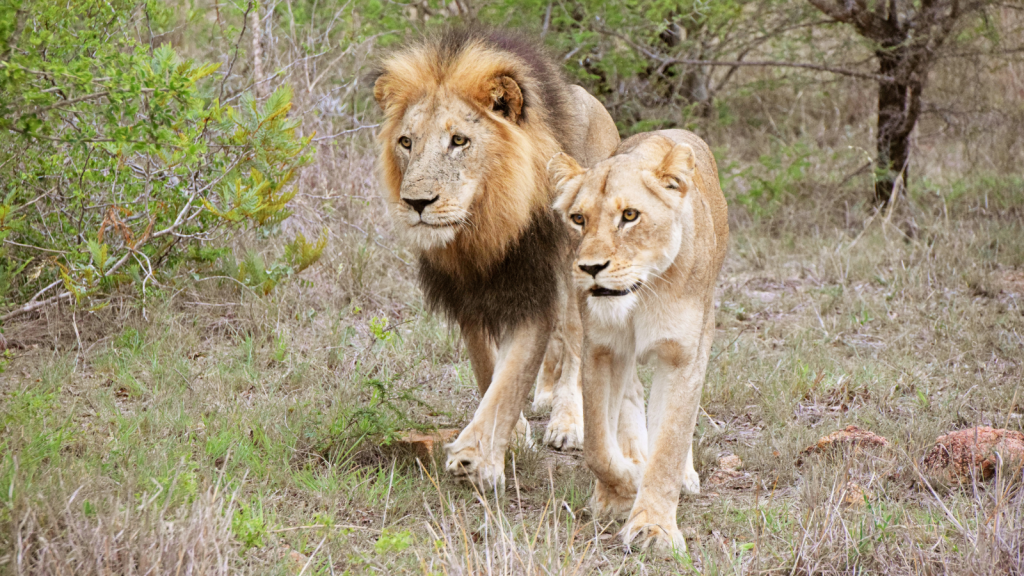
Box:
[373,29,619,489]
[548,129,728,552]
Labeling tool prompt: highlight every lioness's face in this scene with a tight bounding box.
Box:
[550,139,696,324]
[385,95,501,251]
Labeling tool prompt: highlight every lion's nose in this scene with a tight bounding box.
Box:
[578,261,610,278]
[403,195,439,215]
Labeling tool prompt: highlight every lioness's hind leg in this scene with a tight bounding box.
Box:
[617,373,648,465]
[681,444,700,495]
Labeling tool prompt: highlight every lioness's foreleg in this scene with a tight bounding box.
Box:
[621,310,714,553]
[583,337,642,520]
[445,318,550,491]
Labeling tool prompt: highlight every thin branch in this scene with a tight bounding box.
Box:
[668,58,891,82]
[603,27,893,82]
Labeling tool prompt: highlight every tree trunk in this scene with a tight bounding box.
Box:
[874,47,921,204]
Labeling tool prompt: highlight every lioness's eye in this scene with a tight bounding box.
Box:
[451,134,468,146]
[399,136,412,149]
[622,208,639,222]
[570,214,585,226]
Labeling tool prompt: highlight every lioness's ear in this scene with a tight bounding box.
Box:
[657,143,696,190]
[548,153,585,215]
[488,76,524,123]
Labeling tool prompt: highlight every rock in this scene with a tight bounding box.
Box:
[395,429,460,460]
[278,546,309,575]
[922,426,1024,482]
[708,469,746,487]
[718,454,742,471]
[797,425,889,465]
[708,454,749,488]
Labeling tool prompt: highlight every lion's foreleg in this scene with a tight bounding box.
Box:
[445,318,550,492]
[583,336,642,520]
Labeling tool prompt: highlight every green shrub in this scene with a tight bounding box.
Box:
[0,0,317,319]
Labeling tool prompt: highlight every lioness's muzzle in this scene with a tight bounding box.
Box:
[590,283,642,297]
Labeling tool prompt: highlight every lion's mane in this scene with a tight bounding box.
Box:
[374,29,578,338]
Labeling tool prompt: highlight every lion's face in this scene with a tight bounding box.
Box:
[385,95,500,250]
[374,41,550,260]
[550,137,697,325]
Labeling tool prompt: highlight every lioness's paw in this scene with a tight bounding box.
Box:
[444,435,506,492]
[681,466,700,495]
[590,480,636,521]
[621,509,686,555]
[512,413,534,448]
[542,405,583,451]
[618,434,648,466]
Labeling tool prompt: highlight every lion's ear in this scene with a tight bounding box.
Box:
[488,76,524,123]
[656,143,696,191]
[548,153,585,215]
[373,74,393,111]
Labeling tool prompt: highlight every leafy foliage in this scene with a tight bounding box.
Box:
[0,0,317,317]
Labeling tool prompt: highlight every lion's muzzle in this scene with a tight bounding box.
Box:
[403,195,439,215]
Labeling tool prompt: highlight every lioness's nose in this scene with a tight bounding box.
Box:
[578,261,610,278]
[403,195,439,214]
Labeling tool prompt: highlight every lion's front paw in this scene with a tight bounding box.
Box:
[590,480,636,521]
[444,435,506,492]
[621,507,686,555]
[542,403,583,451]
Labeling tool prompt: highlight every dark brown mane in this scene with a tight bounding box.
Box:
[419,209,568,340]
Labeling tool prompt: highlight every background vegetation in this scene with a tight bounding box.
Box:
[1,0,1022,573]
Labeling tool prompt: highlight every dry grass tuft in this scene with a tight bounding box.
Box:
[4,476,240,575]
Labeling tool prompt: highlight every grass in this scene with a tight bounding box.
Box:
[2,6,1024,567]
[2,157,1022,574]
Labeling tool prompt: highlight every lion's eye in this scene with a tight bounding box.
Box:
[622,208,639,222]
[399,136,412,149]
[451,134,468,146]
[570,214,585,226]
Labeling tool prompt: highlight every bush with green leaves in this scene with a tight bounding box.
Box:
[0,0,320,321]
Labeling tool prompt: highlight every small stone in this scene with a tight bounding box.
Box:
[841,482,874,508]
[395,429,460,459]
[923,426,1024,482]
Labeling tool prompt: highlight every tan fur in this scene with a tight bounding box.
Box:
[374,32,619,489]
[549,129,728,553]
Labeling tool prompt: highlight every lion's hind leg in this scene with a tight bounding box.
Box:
[541,288,585,451]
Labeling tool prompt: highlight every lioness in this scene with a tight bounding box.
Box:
[549,130,728,552]
[373,29,619,490]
